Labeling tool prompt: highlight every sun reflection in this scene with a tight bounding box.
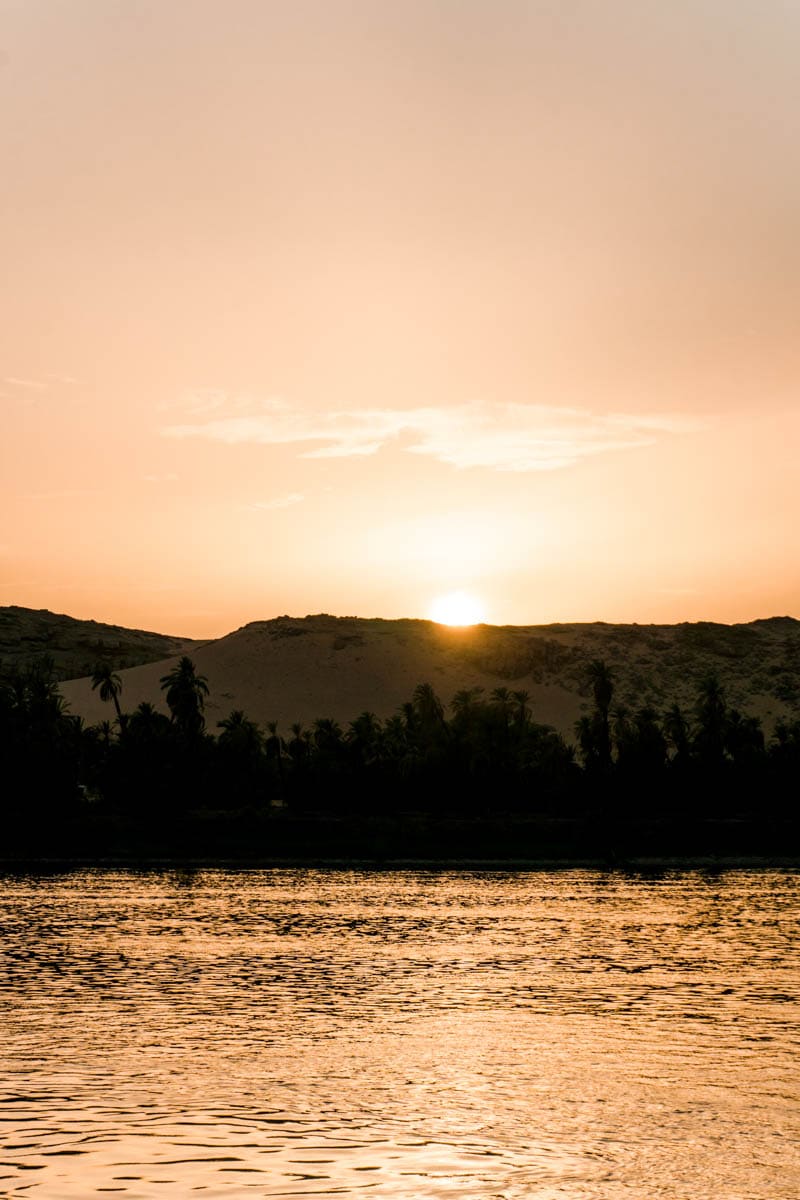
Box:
[428,591,485,626]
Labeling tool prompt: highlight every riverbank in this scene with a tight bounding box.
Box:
[3,811,799,865]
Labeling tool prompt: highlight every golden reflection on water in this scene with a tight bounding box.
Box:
[1,869,799,1197]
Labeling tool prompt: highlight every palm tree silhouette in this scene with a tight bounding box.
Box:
[450,688,484,715]
[412,683,447,739]
[312,717,343,752]
[263,719,286,789]
[490,687,513,731]
[218,709,262,754]
[159,656,209,736]
[348,711,382,765]
[663,703,691,760]
[91,664,125,730]
[511,690,531,728]
[287,722,308,764]
[693,673,726,764]
[126,701,171,743]
[587,659,614,768]
[724,709,764,766]
[574,714,599,767]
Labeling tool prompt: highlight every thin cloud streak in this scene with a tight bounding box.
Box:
[249,492,305,510]
[163,399,706,472]
[2,375,82,404]
[3,377,47,390]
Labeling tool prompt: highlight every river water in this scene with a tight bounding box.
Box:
[0,868,798,1198]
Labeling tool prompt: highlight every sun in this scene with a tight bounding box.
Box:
[428,590,486,627]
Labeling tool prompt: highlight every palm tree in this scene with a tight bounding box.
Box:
[159,656,209,736]
[348,711,382,765]
[511,689,531,729]
[218,711,264,801]
[23,659,69,726]
[663,703,691,760]
[490,687,513,729]
[287,722,308,764]
[586,659,614,768]
[450,688,484,715]
[382,714,411,763]
[693,673,727,765]
[587,659,614,716]
[91,664,125,729]
[311,718,345,778]
[449,689,486,752]
[264,720,285,784]
[400,701,417,736]
[628,707,667,775]
[217,709,262,754]
[312,717,343,752]
[412,683,448,739]
[132,700,159,723]
[123,702,172,756]
[724,709,764,766]
[574,714,600,768]
[612,704,631,758]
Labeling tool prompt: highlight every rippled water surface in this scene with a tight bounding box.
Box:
[1,868,798,1198]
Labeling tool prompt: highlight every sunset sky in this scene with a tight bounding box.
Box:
[3,0,799,638]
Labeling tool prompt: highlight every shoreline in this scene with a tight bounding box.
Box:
[4,813,799,872]
[2,855,800,872]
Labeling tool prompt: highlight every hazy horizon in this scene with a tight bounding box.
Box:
[4,2,800,638]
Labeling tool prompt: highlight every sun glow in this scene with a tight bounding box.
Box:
[428,591,486,627]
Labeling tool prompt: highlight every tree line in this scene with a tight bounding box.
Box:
[2,654,799,845]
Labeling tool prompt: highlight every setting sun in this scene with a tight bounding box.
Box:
[428,591,486,626]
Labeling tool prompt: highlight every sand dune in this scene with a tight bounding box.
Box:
[59,614,800,740]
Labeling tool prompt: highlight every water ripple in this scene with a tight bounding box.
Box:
[0,868,798,1196]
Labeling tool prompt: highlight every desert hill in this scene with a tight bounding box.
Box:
[59,614,800,741]
[0,606,200,685]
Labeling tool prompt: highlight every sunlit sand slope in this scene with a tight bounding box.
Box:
[60,615,800,740]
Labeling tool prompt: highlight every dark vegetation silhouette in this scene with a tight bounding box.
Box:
[2,656,799,859]
[91,664,126,731]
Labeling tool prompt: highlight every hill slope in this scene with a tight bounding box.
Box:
[59,614,800,739]
[0,606,200,684]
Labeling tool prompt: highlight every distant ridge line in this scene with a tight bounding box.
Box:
[56,609,800,740]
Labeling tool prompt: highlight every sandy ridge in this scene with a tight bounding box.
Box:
[59,614,800,740]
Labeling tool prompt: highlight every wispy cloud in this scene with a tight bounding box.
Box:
[157,388,253,416]
[3,376,47,390]
[162,396,705,472]
[248,492,305,511]
[2,374,82,403]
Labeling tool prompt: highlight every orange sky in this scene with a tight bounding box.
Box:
[2,1,799,638]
